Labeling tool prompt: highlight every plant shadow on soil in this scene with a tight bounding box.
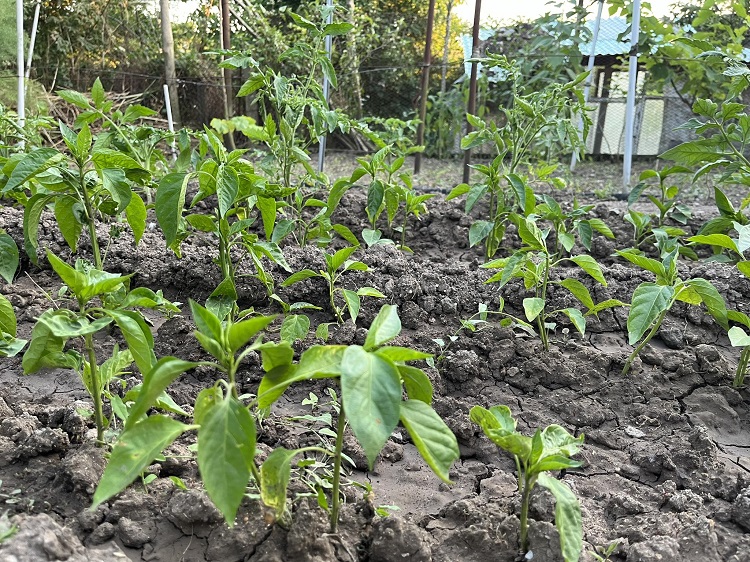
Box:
[2,162,750,561]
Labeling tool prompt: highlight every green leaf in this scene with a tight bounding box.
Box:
[107,310,156,377]
[523,297,545,322]
[257,345,345,408]
[260,447,297,519]
[357,287,385,298]
[659,141,725,167]
[470,405,531,459]
[340,346,401,468]
[280,314,310,343]
[684,278,728,330]
[568,255,606,285]
[4,148,60,193]
[399,400,459,483]
[125,357,199,430]
[469,221,493,248]
[561,308,586,336]
[627,283,675,345]
[556,279,594,310]
[517,217,545,251]
[688,234,740,255]
[399,365,433,403]
[216,165,239,218]
[92,416,189,508]
[58,88,91,109]
[100,168,132,214]
[0,294,17,336]
[227,315,276,354]
[616,250,666,279]
[281,269,319,287]
[22,315,79,374]
[0,233,19,284]
[190,299,222,341]
[198,394,257,525]
[206,277,238,322]
[156,173,190,248]
[23,194,54,264]
[376,346,432,363]
[445,183,470,201]
[536,474,583,562]
[364,304,401,351]
[125,194,147,246]
[54,196,83,253]
[342,289,360,324]
[330,246,358,272]
[729,326,750,347]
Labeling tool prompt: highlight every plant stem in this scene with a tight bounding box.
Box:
[622,307,669,375]
[84,333,105,444]
[79,166,103,269]
[734,346,750,388]
[519,470,532,554]
[538,250,551,351]
[329,402,347,533]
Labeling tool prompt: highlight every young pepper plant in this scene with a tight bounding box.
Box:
[2,121,149,269]
[482,214,622,351]
[281,245,384,324]
[93,301,288,525]
[470,405,583,562]
[22,250,179,442]
[617,248,729,375]
[256,304,460,532]
[447,55,589,259]
[0,293,26,358]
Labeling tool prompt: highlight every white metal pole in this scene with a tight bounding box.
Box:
[318,0,334,174]
[623,0,642,189]
[25,0,41,81]
[16,0,25,129]
[570,0,604,171]
[163,84,177,161]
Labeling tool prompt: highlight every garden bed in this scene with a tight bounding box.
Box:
[1,172,750,562]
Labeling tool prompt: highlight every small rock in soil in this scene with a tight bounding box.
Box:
[63,442,106,495]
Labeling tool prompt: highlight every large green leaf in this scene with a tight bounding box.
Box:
[53,196,83,253]
[616,250,666,279]
[398,365,433,404]
[22,316,79,374]
[227,315,275,354]
[156,172,190,248]
[280,314,310,343]
[560,308,586,336]
[23,194,54,264]
[340,346,401,468]
[36,309,111,338]
[260,447,297,519]
[216,165,239,218]
[4,148,61,193]
[688,233,740,255]
[197,394,257,525]
[568,255,606,285]
[92,415,189,508]
[627,283,674,345]
[0,233,19,284]
[684,278,728,330]
[107,310,156,377]
[523,297,545,322]
[399,400,458,483]
[100,168,133,214]
[556,279,594,310]
[470,405,532,459]
[126,357,198,429]
[536,474,583,562]
[125,193,147,246]
[363,304,401,351]
[659,141,726,167]
[257,345,345,408]
[729,326,750,347]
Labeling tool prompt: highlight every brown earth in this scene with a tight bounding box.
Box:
[1,159,750,562]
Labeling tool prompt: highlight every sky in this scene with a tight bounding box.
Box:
[453,0,676,25]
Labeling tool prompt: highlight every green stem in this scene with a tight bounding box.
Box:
[538,250,551,351]
[734,346,750,388]
[84,332,105,444]
[330,402,347,533]
[623,307,670,375]
[79,164,102,270]
[519,470,533,554]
